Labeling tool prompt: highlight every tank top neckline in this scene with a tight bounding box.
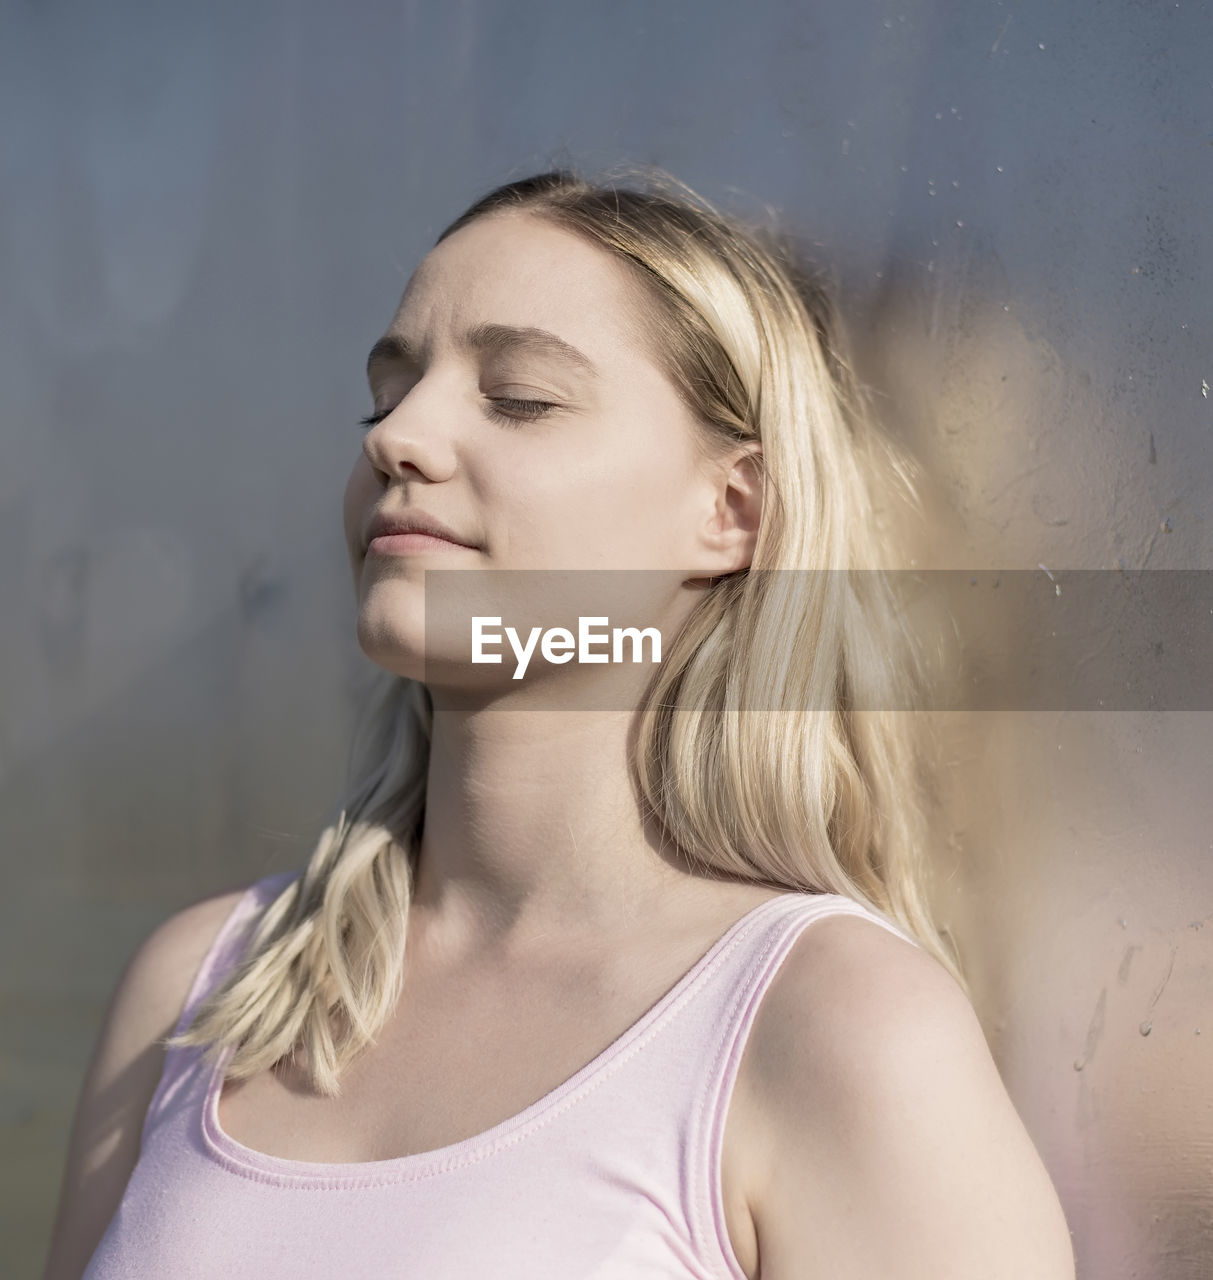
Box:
[199,887,823,1187]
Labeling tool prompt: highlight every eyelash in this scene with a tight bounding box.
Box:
[358,398,557,430]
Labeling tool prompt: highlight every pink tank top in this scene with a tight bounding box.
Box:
[83,870,917,1279]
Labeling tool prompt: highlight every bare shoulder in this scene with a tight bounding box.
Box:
[736,909,1075,1280]
[114,884,254,1031]
[40,883,253,1280]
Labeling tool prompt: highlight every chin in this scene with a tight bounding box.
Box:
[355,608,428,680]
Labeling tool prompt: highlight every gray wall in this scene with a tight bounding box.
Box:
[3,2,1210,1276]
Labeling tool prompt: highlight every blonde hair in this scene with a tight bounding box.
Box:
[165,163,964,1097]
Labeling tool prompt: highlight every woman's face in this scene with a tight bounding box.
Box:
[342,210,752,687]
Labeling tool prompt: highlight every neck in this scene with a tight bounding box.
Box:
[410,703,701,948]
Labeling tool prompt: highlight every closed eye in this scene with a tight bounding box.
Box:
[357,398,559,430]
[483,397,559,426]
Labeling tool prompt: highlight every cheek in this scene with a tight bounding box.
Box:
[594,437,700,523]
[525,450,697,567]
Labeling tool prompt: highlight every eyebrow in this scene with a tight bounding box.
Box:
[365,322,600,380]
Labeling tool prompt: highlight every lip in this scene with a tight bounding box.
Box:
[368,531,475,556]
[364,509,480,553]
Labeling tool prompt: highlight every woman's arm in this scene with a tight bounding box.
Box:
[741,913,1076,1280]
[39,888,246,1280]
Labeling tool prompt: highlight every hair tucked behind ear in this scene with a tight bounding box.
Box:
[164,162,964,1098]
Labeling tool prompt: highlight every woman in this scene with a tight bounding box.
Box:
[46,166,1075,1278]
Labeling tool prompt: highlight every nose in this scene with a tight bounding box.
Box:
[361,380,459,483]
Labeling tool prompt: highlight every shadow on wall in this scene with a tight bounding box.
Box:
[852,269,1213,1279]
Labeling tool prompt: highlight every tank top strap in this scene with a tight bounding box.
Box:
[677,891,921,1273]
[178,870,300,1031]
[141,870,299,1148]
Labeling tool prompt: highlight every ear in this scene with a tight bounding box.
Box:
[689,441,763,580]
